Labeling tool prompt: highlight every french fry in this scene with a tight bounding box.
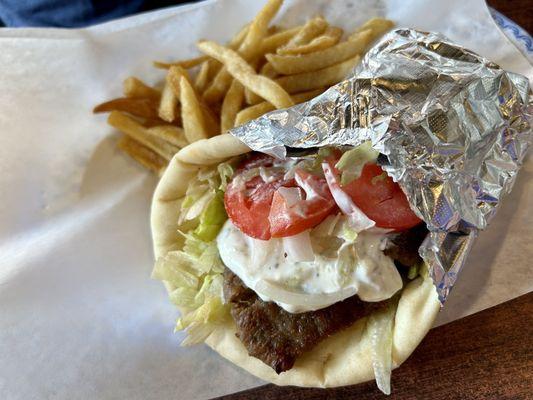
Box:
[93,97,160,119]
[117,136,167,172]
[198,40,293,109]
[267,29,372,75]
[260,62,277,78]
[166,65,192,99]
[108,111,179,160]
[158,82,179,122]
[153,55,209,70]
[180,76,211,143]
[259,26,302,55]
[244,88,263,105]
[146,125,189,148]
[141,117,176,128]
[206,58,223,81]
[276,54,360,93]
[200,102,221,136]
[348,17,394,41]
[203,0,281,104]
[235,101,274,126]
[123,77,160,99]
[194,61,211,93]
[281,16,328,50]
[202,69,233,104]
[167,65,220,135]
[239,0,283,59]
[100,12,395,175]
[228,23,250,49]
[221,80,245,132]
[236,88,323,126]
[243,63,276,105]
[277,26,343,55]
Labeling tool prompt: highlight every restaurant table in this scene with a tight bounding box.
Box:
[212,1,533,398]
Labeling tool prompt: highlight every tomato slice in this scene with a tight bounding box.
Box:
[224,154,336,240]
[341,163,422,230]
[269,169,336,237]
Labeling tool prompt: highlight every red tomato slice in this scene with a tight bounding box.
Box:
[269,169,336,237]
[342,163,421,230]
[224,154,336,240]
[224,155,288,240]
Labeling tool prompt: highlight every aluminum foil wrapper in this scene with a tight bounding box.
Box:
[230,29,532,303]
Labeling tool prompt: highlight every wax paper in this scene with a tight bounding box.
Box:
[0,0,531,399]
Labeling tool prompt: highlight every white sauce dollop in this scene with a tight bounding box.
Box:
[216,219,403,313]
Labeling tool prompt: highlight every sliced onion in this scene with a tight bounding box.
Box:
[368,305,396,395]
[322,162,375,232]
[276,186,303,207]
[283,230,314,262]
[255,280,355,309]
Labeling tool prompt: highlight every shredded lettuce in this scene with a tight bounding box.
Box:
[153,160,235,345]
[335,141,379,185]
[176,296,229,346]
[368,301,397,395]
[193,191,227,242]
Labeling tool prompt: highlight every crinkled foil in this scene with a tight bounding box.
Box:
[230,29,532,303]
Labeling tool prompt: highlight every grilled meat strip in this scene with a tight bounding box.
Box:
[223,224,428,373]
[384,223,427,268]
[223,269,385,373]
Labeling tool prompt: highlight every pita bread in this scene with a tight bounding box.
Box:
[151,135,440,387]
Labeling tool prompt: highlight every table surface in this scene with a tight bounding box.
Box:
[213,1,533,399]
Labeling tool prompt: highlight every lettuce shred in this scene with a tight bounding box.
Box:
[368,300,397,395]
[152,161,235,345]
[335,141,379,185]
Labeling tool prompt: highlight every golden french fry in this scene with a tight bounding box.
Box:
[236,88,323,125]
[235,101,274,126]
[203,1,281,104]
[228,23,250,49]
[93,97,160,119]
[239,0,283,59]
[206,58,223,81]
[278,26,343,55]
[260,62,277,78]
[146,125,189,148]
[267,25,280,35]
[198,40,293,109]
[180,76,212,143]
[276,54,360,93]
[123,77,161,99]
[259,26,302,55]
[153,55,209,70]
[282,16,328,49]
[194,61,211,92]
[267,29,372,75]
[117,136,168,172]
[202,68,233,104]
[221,80,245,132]
[108,111,179,160]
[243,62,276,105]
[244,60,281,106]
[200,102,221,136]
[141,117,176,128]
[244,88,263,105]
[166,65,192,99]
[349,17,394,40]
[158,82,179,122]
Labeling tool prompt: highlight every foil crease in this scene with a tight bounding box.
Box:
[230,29,532,303]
